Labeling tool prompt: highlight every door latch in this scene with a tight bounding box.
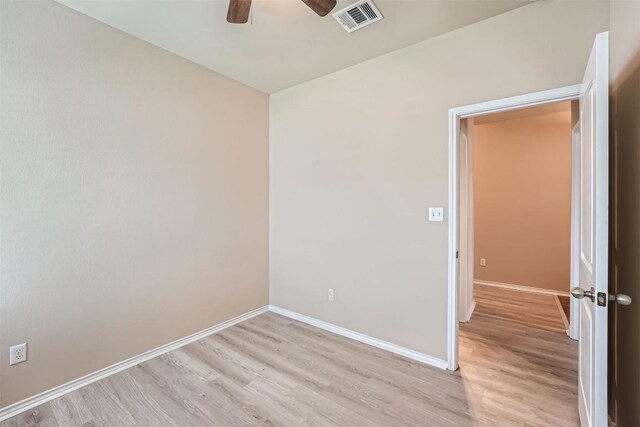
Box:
[570,286,595,302]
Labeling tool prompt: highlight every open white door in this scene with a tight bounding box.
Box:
[572,32,608,427]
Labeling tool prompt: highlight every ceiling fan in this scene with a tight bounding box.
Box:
[227,0,337,23]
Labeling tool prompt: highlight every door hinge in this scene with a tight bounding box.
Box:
[456,251,459,259]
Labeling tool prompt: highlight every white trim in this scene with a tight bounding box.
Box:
[0,306,269,422]
[462,299,476,323]
[569,122,581,341]
[269,305,449,370]
[589,32,610,427]
[474,280,570,297]
[458,119,475,323]
[450,84,583,119]
[448,84,583,371]
[554,295,571,332]
[448,108,460,370]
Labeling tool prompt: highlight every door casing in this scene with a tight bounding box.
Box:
[447,83,583,370]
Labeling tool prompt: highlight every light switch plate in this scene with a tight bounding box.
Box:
[429,208,444,222]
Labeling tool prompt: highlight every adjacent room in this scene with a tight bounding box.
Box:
[461,101,576,333]
[1,0,639,426]
[456,102,579,425]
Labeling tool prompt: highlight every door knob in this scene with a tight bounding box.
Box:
[571,287,595,301]
[609,293,632,305]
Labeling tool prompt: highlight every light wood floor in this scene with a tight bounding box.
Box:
[459,285,579,426]
[2,285,578,426]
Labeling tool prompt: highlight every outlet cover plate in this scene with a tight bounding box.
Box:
[428,208,444,222]
[9,343,27,365]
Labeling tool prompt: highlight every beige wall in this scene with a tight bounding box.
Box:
[473,111,572,292]
[270,1,608,360]
[609,1,640,425]
[0,0,269,407]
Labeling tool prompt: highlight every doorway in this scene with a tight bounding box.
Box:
[448,32,612,427]
[459,100,577,334]
[446,84,583,370]
[449,92,583,426]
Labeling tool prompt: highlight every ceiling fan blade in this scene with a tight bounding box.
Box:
[301,0,337,17]
[227,0,252,24]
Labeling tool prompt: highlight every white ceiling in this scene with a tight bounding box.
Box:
[55,0,530,93]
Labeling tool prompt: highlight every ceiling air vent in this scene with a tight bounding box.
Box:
[332,0,383,33]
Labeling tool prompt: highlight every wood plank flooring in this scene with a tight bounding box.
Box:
[459,284,579,426]
[2,285,578,426]
[558,295,571,321]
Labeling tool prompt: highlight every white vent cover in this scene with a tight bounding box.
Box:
[332,0,383,33]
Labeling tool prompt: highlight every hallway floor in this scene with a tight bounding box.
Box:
[459,284,579,426]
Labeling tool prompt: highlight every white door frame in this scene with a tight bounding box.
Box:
[447,84,583,370]
[569,122,582,340]
[458,118,476,323]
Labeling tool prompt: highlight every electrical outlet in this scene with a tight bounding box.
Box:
[428,208,444,222]
[9,343,27,365]
[328,289,335,302]
[480,258,487,267]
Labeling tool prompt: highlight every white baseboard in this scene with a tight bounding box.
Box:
[268,305,449,370]
[2,303,449,422]
[474,280,570,297]
[462,299,476,323]
[554,295,571,332]
[0,305,269,422]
